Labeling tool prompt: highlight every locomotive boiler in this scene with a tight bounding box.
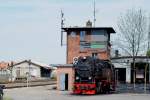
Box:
[73,56,116,94]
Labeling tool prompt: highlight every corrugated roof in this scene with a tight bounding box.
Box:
[8,60,56,70]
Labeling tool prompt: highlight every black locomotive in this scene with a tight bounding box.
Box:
[73,56,116,94]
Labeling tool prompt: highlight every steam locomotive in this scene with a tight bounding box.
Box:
[73,56,116,94]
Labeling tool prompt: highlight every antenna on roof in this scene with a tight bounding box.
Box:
[61,9,65,46]
[93,0,96,27]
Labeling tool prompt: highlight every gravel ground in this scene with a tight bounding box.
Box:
[3,85,150,100]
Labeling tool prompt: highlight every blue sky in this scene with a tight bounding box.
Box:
[0,0,150,64]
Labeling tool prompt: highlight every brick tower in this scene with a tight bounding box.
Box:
[63,21,116,64]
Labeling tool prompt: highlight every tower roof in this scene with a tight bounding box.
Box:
[62,27,116,34]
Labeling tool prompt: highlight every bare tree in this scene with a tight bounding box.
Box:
[116,9,148,87]
[117,9,147,56]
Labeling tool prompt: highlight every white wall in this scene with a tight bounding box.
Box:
[12,62,41,80]
[126,66,131,83]
[112,57,150,83]
[30,64,41,77]
[113,63,131,83]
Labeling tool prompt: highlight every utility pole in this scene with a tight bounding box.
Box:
[27,60,31,87]
[147,15,150,51]
[28,59,31,81]
[93,0,96,27]
[148,32,150,50]
[61,9,65,46]
[148,16,150,50]
[10,61,13,82]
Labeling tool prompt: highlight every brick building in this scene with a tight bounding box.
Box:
[0,61,10,82]
[57,21,115,91]
[0,61,9,70]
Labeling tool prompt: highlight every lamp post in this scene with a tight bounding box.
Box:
[26,60,31,87]
[10,61,13,82]
[28,60,31,81]
[26,72,29,87]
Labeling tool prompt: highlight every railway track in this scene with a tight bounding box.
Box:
[0,80,56,89]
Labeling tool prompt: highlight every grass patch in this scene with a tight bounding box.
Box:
[3,96,13,100]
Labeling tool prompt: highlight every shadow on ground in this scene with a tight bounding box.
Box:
[116,83,150,94]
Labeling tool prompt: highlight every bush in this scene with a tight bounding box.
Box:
[147,50,150,57]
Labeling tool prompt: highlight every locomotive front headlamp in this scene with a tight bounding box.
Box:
[83,56,86,59]
[76,76,79,80]
[88,77,92,80]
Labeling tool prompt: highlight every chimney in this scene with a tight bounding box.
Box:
[86,20,92,27]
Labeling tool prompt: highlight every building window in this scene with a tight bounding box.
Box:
[92,53,98,58]
[91,30,107,41]
[91,30,107,49]
[70,31,76,37]
[80,30,108,50]
[80,31,86,41]
[80,31,89,50]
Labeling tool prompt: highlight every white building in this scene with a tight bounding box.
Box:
[111,56,150,83]
[10,60,55,81]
